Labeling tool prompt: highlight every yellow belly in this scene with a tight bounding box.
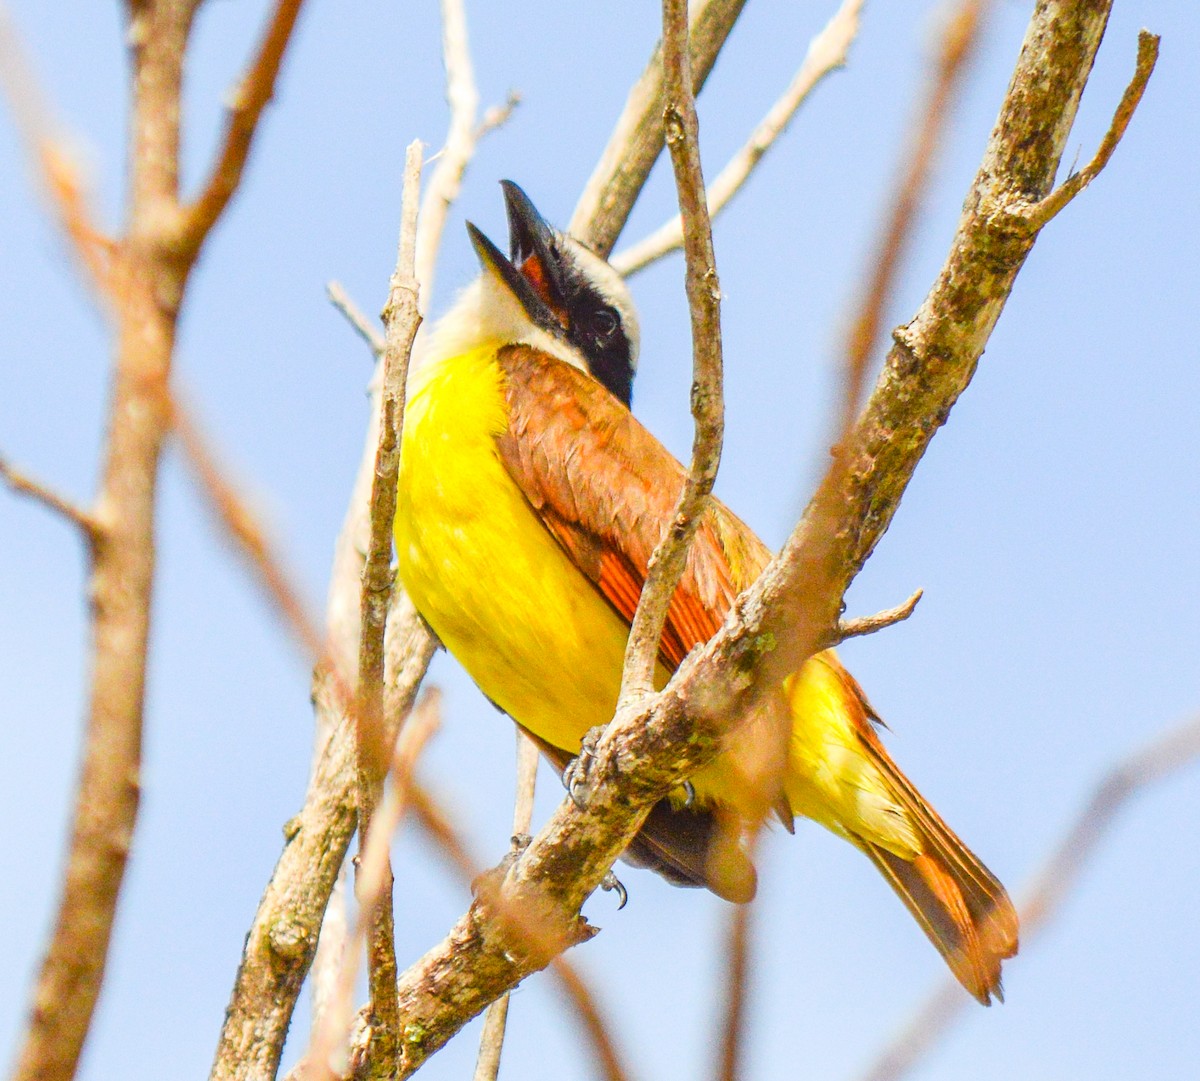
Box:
[395,344,916,852]
[396,343,632,753]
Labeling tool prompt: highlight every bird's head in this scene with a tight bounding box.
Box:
[440,181,640,407]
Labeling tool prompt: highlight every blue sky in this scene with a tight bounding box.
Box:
[2,2,1198,1079]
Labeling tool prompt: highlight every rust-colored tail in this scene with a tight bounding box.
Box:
[860,741,1019,1005]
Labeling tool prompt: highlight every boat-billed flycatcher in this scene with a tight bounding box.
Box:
[394,182,1018,1004]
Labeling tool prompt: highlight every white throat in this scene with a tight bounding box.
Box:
[415,271,591,375]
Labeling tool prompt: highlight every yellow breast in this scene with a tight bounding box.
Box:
[395,343,632,752]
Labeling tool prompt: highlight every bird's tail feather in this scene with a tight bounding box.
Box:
[858,738,1019,1005]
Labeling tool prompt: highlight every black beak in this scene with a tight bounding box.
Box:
[465,221,560,333]
[466,182,570,332]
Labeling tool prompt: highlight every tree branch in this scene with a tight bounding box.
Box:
[0,2,115,295]
[569,0,749,258]
[856,710,1200,1081]
[838,0,985,433]
[617,0,725,701]
[472,732,539,1081]
[1021,30,1159,231]
[327,280,385,359]
[360,3,1154,1069]
[353,140,423,1078]
[172,399,327,663]
[612,0,864,277]
[0,457,96,538]
[300,692,441,1081]
[413,0,480,312]
[834,589,923,644]
[178,0,306,251]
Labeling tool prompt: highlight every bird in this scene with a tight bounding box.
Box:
[394,181,1018,1004]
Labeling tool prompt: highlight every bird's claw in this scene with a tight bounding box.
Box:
[600,869,628,910]
[563,726,606,809]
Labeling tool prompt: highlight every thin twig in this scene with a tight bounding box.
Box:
[1022,31,1159,230]
[0,2,114,294]
[414,0,480,313]
[547,957,631,1081]
[856,711,1200,1081]
[0,457,95,537]
[716,901,754,1081]
[354,140,423,1078]
[472,731,540,1081]
[617,0,725,701]
[839,0,986,435]
[570,0,749,258]
[327,280,385,358]
[835,589,923,644]
[172,399,327,664]
[475,90,521,140]
[179,0,306,251]
[613,0,864,277]
[302,692,441,1081]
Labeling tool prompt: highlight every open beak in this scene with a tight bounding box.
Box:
[466,181,568,332]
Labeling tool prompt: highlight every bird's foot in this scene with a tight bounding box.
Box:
[563,725,606,809]
[599,869,628,910]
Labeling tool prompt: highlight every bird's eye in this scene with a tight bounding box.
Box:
[591,307,619,339]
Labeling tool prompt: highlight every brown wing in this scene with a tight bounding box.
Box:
[494,344,770,671]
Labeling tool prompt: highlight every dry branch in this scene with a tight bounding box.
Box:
[353,140,423,1077]
[0,457,96,537]
[570,0,748,258]
[617,0,725,701]
[838,0,985,433]
[359,2,1155,1070]
[0,3,114,294]
[857,710,1200,1081]
[327,280,385,358]
[173,400,327,663]
[8,2,308,1077]
[613,0,864,277]
[301,692,441,1081]
[472,732,540,1081]
[180,0,305,250]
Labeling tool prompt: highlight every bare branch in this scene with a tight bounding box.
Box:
[617,0,725,701]
[1022,31,1159,230]
[302,692,441,1081]
[856,711,1200,1081]
[716,901,754,1081]
[357,3,1151,1066]
[172,399,327,664]
[839,0,986,434]
[835,588,923,644]
[0,457,95,538]
[546,957,631,1081]
[476,89,521,140]
[0,2,114,293]
[414,0,481,312]
[327,281,385,359]
[472,731,540,1081]
[353,140,423,1077]
[569,0,749,258]
[613,0,864,277]
[179,0,306,250]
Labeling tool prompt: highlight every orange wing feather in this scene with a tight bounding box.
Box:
[495,344,760,670]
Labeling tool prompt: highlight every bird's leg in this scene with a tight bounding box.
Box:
[562,725,607,808]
